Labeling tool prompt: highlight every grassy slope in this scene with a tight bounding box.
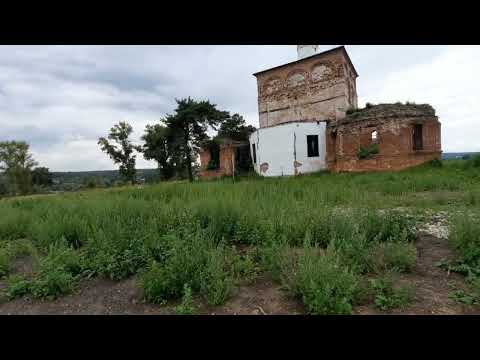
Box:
[1,159,479,313]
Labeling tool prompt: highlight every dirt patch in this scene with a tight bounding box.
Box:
[0,277,174,315]
[200,275,304,315]
[354,231,480,315]
[0,274,304,315]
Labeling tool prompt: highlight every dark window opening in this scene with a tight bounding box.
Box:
[413,124,423,151]
[252,143,257,164]
[307,135,319,157]
[205,140,220,170]
[236,145,253,172]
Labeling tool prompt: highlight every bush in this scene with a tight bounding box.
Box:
[28,244,84,299]
[31,268,76,300]
[141,236,205,304]
[6,275,32,299]
[428,158,443,168]
[361,210,416,243]
[84,229,150,281]
[0,248,10,278]
[370,272,414,311]
[141,232,234,306]
[358,144,379,160]
[467,155,480,168]
[0,239,36,279]
[331,233,375,274]
[449,215,480,278]
[285,247,358,315]
[258,236,291,281]
[346,107,358,115]
[141,261,176,304]
[231,253,259,282]
[200,247,233,306]
[373,242,417,273]
[5,244,84,300]
[175,284,196,315]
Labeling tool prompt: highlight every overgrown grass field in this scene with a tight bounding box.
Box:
[1,159,480,313]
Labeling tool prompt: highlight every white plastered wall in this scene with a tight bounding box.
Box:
[249,122,326,177]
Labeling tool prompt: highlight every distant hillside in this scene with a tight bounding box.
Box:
[442,152,479,160]
[50,168,160,190]
[52,168,158,181]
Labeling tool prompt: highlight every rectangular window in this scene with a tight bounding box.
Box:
[252,143,257,164]
[413,124,423,151]
[307,135,319,157]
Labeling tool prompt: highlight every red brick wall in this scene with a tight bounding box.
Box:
[199,144,235,178]
[255,47,358,128]
[326,114,442,172]
[199,149,211,170]
[219,145,235,176]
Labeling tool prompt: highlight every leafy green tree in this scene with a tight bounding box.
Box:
[0,141,38,195]
[98,121,142,184]
[32,167,53,187]
[217,113,256,142]
[164,98,229,182]
[0,176,8,197]
[141,124,176,181]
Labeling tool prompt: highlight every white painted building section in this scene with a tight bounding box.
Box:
[249,121,327,177]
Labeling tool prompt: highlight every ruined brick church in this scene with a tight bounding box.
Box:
[200,45,442,178]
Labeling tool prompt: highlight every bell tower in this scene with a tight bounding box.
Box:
[297,45,318,60]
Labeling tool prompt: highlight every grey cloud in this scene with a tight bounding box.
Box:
[0,45,477,171]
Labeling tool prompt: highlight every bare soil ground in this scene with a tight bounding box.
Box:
[0,274,302,315]
[354,232,479,315]
[1,214,479,315]
[355,213,480,315]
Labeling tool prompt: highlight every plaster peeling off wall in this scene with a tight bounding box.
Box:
[249,122,326,177]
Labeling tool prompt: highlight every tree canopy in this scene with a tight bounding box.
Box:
[141,124,181,180]
[32,167,53,187]
[98,121,142,184]
[216,113,256,142]
[0,141,38,195]
[163,98,229,182]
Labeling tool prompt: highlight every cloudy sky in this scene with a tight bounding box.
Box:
[0,45,478,171]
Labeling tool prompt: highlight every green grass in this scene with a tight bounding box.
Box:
[370,272,415,311]
[0,239,37,279]
[0,160,479,312]
[175,284,196,315]
[283,247,359,315]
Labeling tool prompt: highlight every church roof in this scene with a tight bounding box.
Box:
[253,46,359,78]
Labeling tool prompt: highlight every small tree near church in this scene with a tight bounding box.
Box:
[98,121,142,184]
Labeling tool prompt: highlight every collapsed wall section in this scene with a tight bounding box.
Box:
[326,104,442,172]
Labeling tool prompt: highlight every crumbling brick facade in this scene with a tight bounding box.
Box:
[254,46,358,128]
[326,104,442,172]
[201,46,443,178]
[198,143,239,179]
